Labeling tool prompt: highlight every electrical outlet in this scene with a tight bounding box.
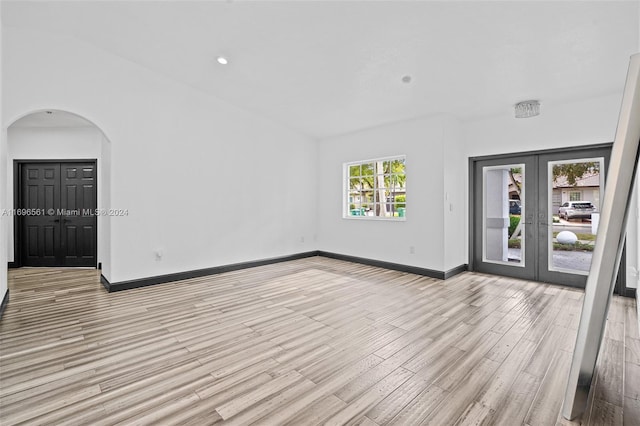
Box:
[409,246,415,254]
[300,236,305,243]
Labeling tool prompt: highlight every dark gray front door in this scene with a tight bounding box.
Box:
[472,155,537,281]
[19,161,97,267]
[471,146,613,289]
[536,148,610,287]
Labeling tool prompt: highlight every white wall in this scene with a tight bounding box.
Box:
[463,93,640,288]
[5,126,109,269]
[2,25,637,294]
[0,4,8,307]
[315,93,632,277]
[442,116,466,271]
[463,94,622,158]
[317,93,634,277]
[3,27,317,283]
[100,133,111,279]
[317,115,458,272]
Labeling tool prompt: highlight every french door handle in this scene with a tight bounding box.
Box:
[52,218,60,223]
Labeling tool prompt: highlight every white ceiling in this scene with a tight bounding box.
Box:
[3,1,639,139]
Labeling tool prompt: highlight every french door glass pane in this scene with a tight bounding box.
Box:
[483,164,525,266]
[548,157,604,274]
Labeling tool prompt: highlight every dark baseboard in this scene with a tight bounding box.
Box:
[8,262,19,269]
[317,251,466,281]
[444,264,469,279]
[0,289,9,320]
[623,287,637,299]
[102,251,320,292]
[100,274,111,292]
[100,250,465,293]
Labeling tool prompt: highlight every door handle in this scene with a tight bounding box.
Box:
[52,218,60,223]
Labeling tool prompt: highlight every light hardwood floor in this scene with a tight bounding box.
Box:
[0,257,638,425]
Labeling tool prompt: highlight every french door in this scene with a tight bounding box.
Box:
[471,145,612,289]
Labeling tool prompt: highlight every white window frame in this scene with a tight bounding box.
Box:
[569,191,583,201]
[343,155,406,221]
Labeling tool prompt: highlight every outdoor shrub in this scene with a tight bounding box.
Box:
[509,215,520,236]
[395,195,406,208]
[553,242,594,252]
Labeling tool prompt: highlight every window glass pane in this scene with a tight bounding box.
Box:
[362,163,375,176]
[361,176,373,189]
[569,191,582,201]
[387,176,394,190]
[388,204,406,217]
[345,156,406,219]
[549,158,603,274]
[483,164,525,266]
[388,175,398,189]
[362,191,373,203]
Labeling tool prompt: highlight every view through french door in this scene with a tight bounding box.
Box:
[470,145,621,289]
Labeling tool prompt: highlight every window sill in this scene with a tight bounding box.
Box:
[342,216,407,222]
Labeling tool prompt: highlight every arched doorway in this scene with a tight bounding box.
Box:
[6,110,111,273]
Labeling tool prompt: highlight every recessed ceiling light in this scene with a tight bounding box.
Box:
[216,56,229,65]
[401,75,412,84]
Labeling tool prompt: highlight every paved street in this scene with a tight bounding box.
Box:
[506,216,596,272]
[508,248,592,272]
[552,219,595,235]
[551,250,592,272]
